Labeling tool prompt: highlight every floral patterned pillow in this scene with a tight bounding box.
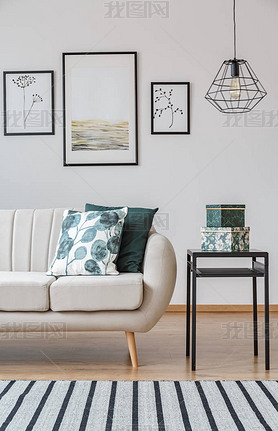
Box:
[47,208,128,276]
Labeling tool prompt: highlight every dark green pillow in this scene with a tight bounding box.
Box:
[85,203,158,273]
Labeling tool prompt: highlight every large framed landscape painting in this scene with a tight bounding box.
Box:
[63,52,138,166]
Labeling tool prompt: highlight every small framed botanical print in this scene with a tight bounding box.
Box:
[151,82,190,134]
[63,52,138,166]
[3,71,54,135]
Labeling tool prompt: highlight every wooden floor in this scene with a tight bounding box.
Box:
[0,312,277,381]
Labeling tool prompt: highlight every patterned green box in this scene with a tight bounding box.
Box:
[206,204,245,228]
[201,227,250,252]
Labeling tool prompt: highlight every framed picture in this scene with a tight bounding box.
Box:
[3,71,54,135]
[63,52,138,166]
[151,82,190,135]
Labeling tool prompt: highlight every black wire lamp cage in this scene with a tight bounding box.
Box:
[205,0,267,114]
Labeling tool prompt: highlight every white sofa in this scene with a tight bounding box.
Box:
[0,208,177,367]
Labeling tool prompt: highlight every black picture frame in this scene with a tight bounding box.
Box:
[3,70,55,136]
[151,82,190,135]
[63,52,138,166]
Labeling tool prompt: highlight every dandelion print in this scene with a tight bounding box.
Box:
[4,71,54,135]
[12,75,43,128]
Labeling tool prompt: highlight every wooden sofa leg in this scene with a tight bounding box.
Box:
[125,332,138,368]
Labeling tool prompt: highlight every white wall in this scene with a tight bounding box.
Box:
[0,0,277,305]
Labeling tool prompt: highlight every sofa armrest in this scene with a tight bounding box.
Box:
[139,232,177,331]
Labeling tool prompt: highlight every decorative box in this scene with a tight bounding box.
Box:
[206,204,245,228]
[201,227,250,252]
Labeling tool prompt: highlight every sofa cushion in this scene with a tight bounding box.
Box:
[0,272,55,311]
[85,203,158,273]
[50,273,143,311]
[48,208,128,276]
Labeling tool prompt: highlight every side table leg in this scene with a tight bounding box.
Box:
[186,254,191,357]
[191,264,197,371]
[264,255,270,370]
[252,258,258,356]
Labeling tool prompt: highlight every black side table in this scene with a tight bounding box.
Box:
[186,249,269,371]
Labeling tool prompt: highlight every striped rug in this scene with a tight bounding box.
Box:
[0,380,277,430]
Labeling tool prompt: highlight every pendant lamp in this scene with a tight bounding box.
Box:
[205,0,267,114]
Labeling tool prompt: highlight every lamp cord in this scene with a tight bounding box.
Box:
[233,0,237,59]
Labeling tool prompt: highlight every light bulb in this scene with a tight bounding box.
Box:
[229,77,241,99]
